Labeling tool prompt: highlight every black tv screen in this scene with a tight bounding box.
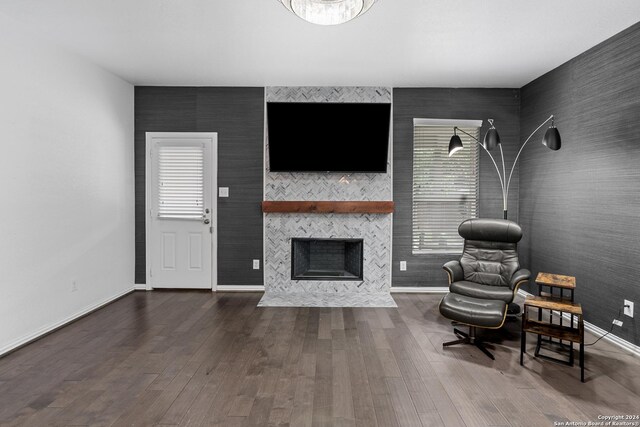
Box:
[267,102,391,173]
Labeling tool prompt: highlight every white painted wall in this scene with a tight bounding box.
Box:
[0,15,135,355]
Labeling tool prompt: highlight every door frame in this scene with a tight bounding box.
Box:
[145,132,218,291]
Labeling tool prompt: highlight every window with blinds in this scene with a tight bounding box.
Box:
[157,145,204,219]
[412,123,479,254]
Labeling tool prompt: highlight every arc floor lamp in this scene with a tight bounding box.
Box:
[449,115,562,220]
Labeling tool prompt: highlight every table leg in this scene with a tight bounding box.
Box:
[569,341,574,366]
[580,341,585,382]
[521,307,526,366]
[535,285,543,355]
[580,319,585,382]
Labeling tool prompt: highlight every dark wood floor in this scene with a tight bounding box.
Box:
[1,291,639,426]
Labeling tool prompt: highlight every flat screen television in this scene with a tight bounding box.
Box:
[267,102,391,173]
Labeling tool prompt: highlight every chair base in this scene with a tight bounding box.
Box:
[443,326,495,360]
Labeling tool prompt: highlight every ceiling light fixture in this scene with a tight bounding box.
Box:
[278,0,377,25]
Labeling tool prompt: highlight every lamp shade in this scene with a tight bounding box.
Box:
[483,128,500,151]
[542,126,561,150]
[448,134,464,156]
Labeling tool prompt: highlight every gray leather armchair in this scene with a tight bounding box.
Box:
[439,218,530,358]
[443,218,530,304]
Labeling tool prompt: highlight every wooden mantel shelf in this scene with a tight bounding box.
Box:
[262,201,394,214]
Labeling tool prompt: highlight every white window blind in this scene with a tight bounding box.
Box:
[157,145,204,219]
[412,124,479,254]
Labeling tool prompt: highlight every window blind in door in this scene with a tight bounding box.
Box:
[157,145,205,219]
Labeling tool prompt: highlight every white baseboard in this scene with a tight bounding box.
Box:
[0,287,134,357]
[216,285,265,292]
[517,289,640,357]
[133,285,265,292]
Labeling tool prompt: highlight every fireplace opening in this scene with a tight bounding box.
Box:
[291,238,363,281]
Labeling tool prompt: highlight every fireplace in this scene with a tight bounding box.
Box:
[291,238,363,281]
[259,86,395,308]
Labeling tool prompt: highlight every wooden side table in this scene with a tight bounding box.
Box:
[534,273,577,360]
[536,272,576,300]
[521,296,585,382]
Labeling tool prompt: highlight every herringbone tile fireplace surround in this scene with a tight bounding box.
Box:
[259,87,396,307]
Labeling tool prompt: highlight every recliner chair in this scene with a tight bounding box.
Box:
[439,218,530,359]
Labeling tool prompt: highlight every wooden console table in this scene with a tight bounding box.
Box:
[521,295,585,382]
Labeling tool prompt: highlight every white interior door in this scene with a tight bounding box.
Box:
[146,132,217,289]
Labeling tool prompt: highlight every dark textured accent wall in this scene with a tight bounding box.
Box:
[392,89,520,287]
[519,23,640,345]
[135,87,264,286]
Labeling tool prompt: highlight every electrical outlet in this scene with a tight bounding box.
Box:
[612,319,623,327]
[253,259,260,270]
[71,280,78,292]
[624,300,634,318]
[400,261,407,271]
[218,187,229,198]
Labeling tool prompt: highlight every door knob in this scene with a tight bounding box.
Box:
[203,219,210,224]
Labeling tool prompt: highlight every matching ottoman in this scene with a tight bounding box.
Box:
[439,293,508,359]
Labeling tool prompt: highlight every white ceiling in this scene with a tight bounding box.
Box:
[1,0,640,88]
